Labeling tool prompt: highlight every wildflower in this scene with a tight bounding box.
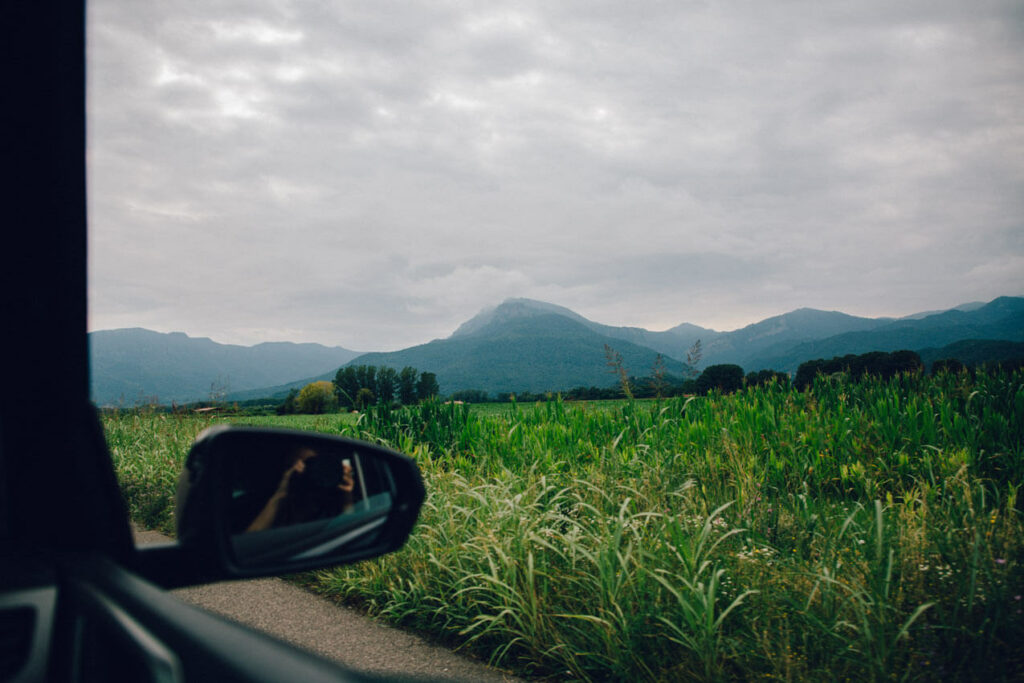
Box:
[995,558,1007,565]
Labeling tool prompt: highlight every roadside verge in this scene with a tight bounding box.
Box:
[134,527,521,682]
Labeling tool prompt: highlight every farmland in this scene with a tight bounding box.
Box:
[104,369,1024,681]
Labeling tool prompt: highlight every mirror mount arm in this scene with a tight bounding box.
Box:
[128,543,221,589]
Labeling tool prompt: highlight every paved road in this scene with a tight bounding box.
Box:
[134,528,522,682]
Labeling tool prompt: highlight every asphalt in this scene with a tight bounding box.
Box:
[134,528,522,682]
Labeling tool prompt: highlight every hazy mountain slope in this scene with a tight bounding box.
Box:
[450,299,592,337]
[701,308,890,368]
[103,296,1023,404]
[899,301,986,320]
[350,312,688,395]
[750,297,1024,372]
[917,339,1024,368]
[453,298,718,362]
[90,328,360,405]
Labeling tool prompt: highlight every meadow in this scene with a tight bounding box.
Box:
[103,369,1024,681]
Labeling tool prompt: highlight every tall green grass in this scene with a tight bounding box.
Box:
[105,369,1024,680]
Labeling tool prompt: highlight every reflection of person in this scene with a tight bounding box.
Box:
[246,447,355,532]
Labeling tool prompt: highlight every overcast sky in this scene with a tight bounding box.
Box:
[87,1,1024,352]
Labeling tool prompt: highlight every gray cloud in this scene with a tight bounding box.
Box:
[87,0,1024,350]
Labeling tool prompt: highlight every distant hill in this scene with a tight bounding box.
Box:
[899,301,986,320]
[351,307,689,395]
[95,295,1024,405]
[750,297,1024,372]
[453,298,718,361]
[917,339,1024,369]
[700,308,890,369]
[404,296,1022,392]
[89,328,360,406]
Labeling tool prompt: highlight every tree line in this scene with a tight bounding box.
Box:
[277,365,439,414]
[277,348,995,414]
[793,349,924,390]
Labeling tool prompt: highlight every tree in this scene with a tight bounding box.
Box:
[296,381,338,414]
[449,389,489,403]
[650,354,669,398]
[695,364,744,394]
[931,358,966,375]
[685,339,702,379]
[354,365,377,399]
[604,344,633,399]
[745,369,790,389]
[276,387,299,415]
[416,372,439,400]
[355,387,375,410]
[334,366,359,408]
[795,350,925,390]
[795,359,825,390]
[376,366,397,404]
[398,366,418,404]
[883,350,924,378]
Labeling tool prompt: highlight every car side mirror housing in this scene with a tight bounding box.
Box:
[172,425,425,580]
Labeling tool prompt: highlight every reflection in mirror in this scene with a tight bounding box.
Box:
[226,438,396,567]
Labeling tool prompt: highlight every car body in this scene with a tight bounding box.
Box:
[1,3,425,681]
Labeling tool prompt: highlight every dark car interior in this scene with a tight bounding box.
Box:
[1,3,426,682]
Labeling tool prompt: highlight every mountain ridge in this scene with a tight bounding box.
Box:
[91,295,1024,404]
[90,327,360,405]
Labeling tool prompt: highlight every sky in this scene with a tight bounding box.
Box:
[87,0,1024,352]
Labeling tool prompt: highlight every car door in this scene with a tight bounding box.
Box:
[0,4,418,681]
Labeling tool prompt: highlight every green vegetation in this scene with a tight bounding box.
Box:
[795,350,926,390]
[296,380,338,414]
[334,364,437,410]
[695,364,744,395]
[106,369,1023,680]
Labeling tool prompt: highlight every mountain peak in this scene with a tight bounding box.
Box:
[450,298,589,338]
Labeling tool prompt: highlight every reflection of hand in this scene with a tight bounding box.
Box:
[338,463,355,513]
[275,459,306,496]
[338,463,354,493]
[248,456,311,532]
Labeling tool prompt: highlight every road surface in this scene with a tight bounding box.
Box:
[134,528,522,682]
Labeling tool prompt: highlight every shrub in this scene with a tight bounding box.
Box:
[695,364,744,394]
[296,381,338,414]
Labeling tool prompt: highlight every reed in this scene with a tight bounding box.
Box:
[105,368,1024,680]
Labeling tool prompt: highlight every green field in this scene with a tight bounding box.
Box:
[104,370,1024,681]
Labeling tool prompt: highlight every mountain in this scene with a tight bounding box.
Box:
[899,301,986,320]
[352,296,1022,394]
[349,305,689,395]
[450,299,592,337]
[699,308,891,368]
[96,295,1024,405]
[89,328,360,406]
[454,298,720,361]
[917,339,1024,369]
[750,297,1024,372]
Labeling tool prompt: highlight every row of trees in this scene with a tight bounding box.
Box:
[278,365,441,414]
[448,364,789,403]
[678,351,929,396]
[277,348,988,414]
[333,365,439,410]
[794,350,923,390]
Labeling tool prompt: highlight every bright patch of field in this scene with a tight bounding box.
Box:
[105,370,1024,681]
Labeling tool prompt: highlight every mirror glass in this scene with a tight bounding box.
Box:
[224,436,397,566]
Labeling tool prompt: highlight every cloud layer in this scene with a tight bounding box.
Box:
[87,1,1024,350]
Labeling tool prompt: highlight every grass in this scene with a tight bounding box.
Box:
[104,369,1024,681]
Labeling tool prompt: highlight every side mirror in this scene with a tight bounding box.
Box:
[173,426,425,580]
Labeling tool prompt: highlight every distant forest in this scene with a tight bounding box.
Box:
[262,345,1024,415]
